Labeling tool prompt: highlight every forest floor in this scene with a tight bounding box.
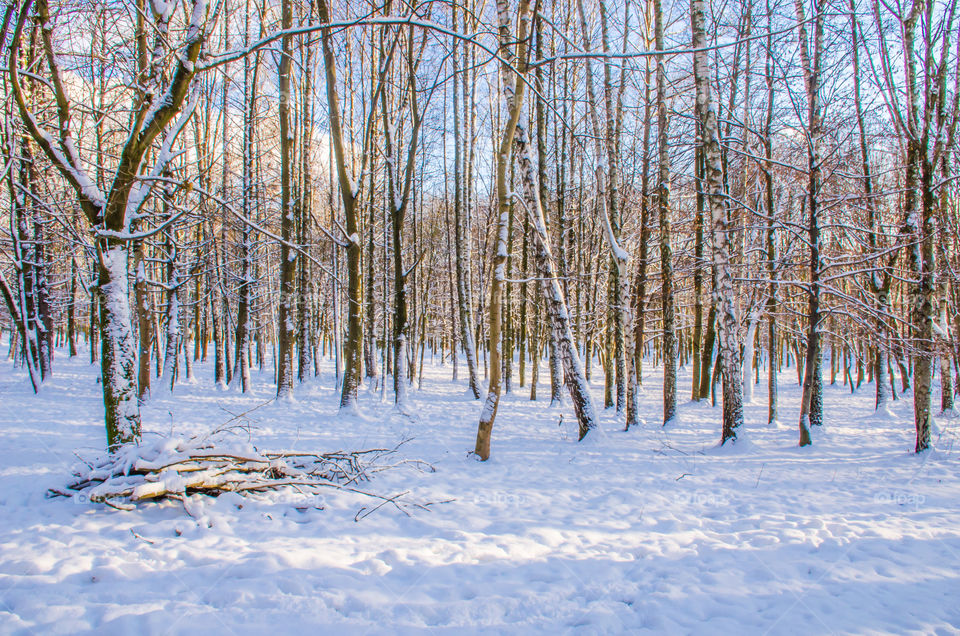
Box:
[1,342,959,635]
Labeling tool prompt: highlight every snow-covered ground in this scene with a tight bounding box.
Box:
[1,342,959,635]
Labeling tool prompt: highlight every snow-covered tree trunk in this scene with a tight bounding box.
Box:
[12,73,54,382]
[29,171,53,381]
[913,155,937,451]
[365,172,379,381]
[454,11,481,400]
[475,172,510,457]
[548,328,564,405]
[939,168,955,414]
[0,129,40,392]
[337,179,364,408]
[553,61,573,409]
[206,229,226,388]
[627,56,654,428]
[315,0,378,413]
[699,303,718,400]
[691,0,744,444]
[89,262,100,365]
[363,63,379,383]
[602,4,627,416]
[0,265,39,392]
[380,28,427,410]
[99,246,142,447]
[11,146,41,382]
[509,12,594,428]
[514,123,598,440]
[875,339,890,411]
[67,256,79,358]
[941,308,955,413]
[576,0,629,416]
[529,312,540,401]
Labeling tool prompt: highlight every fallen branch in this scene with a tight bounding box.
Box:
[49,429,440,519]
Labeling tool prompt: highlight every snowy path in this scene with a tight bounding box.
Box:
[1,348,959,634]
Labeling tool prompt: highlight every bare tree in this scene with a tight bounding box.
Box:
[8,0,209,448]
[691,0,745,443]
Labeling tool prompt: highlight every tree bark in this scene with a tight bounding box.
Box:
[654,0,676,425]
[692,0,745,444]
[276,0,295,398]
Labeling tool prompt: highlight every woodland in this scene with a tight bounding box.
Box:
[2,0,960,463]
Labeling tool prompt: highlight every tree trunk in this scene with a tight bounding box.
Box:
[233,0,258,393]
[475,0,528,460]
[135,243,151,400]
[276,0,295,398]
[67,256,78,357]
[297,33,314,384]
[99,245,142,449]
[453,35,480,397]
[316,0,366,412]
[691,139,704,404]
[692,0,745,444]
[654,0,676,425]
[159,227,181,393]
[764,0,778,425]
[794,0,824,447]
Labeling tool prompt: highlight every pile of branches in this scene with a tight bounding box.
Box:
[49,430,437,518]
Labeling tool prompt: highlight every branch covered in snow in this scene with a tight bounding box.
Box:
[50,431,438,517]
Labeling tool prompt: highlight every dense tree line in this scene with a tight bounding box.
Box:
[1,0,958,458]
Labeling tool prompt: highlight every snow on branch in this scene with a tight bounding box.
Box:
[124,92,200,228]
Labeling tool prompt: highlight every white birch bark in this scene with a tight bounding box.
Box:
[691,0,745,443]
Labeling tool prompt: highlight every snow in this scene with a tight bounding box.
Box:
[150,0,176,22]
[1,339,959,633]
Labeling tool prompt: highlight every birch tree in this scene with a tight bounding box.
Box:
[691,0,745,443]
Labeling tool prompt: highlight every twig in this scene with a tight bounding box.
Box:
[755,463,765,488]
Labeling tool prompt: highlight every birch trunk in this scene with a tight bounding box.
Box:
[475,0,528,460]
[692,0,745,444]
[452,19,480,397]
[515,121,599,440]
